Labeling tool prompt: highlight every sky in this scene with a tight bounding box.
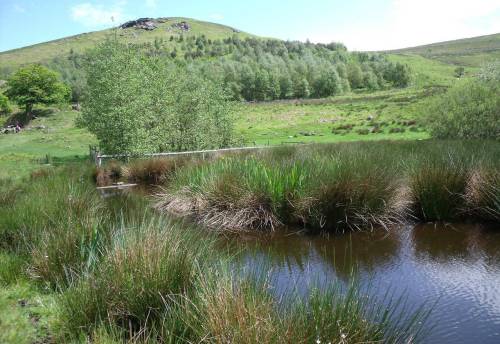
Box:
[1,0,500,52]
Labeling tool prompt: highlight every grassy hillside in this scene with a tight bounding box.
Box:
[388,33,500,67]
[0,17,253,74]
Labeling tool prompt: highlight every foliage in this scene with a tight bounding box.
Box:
[427,63,500,140]
[0,93,11,115]
[79,40,235,154]
[5,64,70,118]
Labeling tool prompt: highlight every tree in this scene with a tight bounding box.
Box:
[313,68,341,97]
[347,63,364,89]
[6,64,69,120]
[79,40,235,154]
[363,71,379,91]
[294,78,310,98]
[0,94,11,115]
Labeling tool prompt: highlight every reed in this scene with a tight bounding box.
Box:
[125,157,192,185]
[156,141,499,230]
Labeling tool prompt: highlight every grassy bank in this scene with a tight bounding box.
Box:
[0,165,429,343]
[151,141,500,231]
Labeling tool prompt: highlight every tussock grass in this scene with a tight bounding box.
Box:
[125,157,191,185]
[0,165,430,342]
[155,141,499,231]
[56,216,214,338]
[409,157,470,221]
[466,168,500,221]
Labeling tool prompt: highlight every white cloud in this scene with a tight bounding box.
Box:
[145,0,157,9]
[209,13,224,21]
[307,0,500,51]
[70,2,126,27]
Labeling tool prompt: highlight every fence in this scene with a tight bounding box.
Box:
[90,142,307,167]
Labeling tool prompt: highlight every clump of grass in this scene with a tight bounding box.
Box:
[293,154,408,232]
[159,267,429,344]
[125,157,189,185]
[93,161,123,186]
[157,159,283,231]
[0,165,110,287]
[409,156,469,221]
[465,168,500,221]
[56,217,215,339]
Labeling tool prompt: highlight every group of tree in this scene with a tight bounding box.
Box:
[78,40,235,154]
[427,61,499,140]
[48,35,411,103]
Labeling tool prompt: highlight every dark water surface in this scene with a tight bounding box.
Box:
[223,224,500,343]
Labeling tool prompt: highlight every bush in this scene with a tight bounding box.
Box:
[427,64,500,140]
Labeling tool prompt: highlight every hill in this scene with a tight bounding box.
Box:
[387,33,500,67]
[0,17,253,75]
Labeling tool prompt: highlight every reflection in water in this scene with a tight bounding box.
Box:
[223,223,500,344]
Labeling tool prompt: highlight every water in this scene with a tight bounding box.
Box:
[225,223,500,343]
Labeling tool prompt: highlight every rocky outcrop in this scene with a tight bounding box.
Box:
[120,18,157,30]
[171,21,190,32]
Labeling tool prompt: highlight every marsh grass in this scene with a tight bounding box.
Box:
[156,141,499,231]
[56,216,215,338]
[0,164,432,343]
[466,168,500,221]
[125,157,193,185]
[409,157,470,221]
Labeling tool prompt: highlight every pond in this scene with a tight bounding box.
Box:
[225,223,500,343]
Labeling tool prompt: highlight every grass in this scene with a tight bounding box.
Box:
[0,164,430,343]
[387,32,500,67]
[0,87,435,179]
[0,107,95,179]
[156,141,500,231]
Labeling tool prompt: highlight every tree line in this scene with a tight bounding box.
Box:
[48,35,411,103]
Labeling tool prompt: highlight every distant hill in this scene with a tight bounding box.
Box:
[386,33,500,67]
[0,17,254,75]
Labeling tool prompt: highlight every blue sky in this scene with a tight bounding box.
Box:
[1,0,500,52]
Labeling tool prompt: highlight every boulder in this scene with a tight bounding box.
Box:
[121,18,157,30]
[72,103,81,111]
[171,21,191,31]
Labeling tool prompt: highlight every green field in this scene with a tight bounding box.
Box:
[0,109,95,179]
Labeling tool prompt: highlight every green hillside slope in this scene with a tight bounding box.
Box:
[387,33,500,67]
[0,17,253,74]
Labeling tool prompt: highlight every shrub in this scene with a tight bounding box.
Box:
[427,63,500,140]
